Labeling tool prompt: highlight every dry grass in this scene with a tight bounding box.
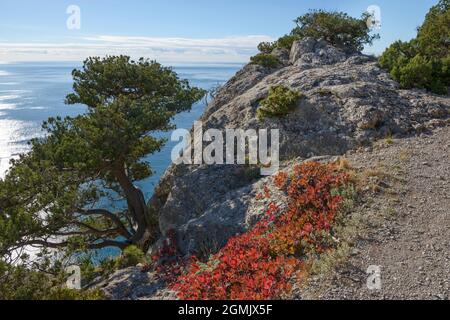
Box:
[335,157,351,170]
[398,149,412,162]
[364,166,389,179]
[301,182,362,278]
[385,137,394,146]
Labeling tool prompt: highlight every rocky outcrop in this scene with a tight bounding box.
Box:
[94,267,177,300]
[148,37,450,257]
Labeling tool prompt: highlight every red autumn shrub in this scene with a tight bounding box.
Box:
[269,163,349,256]
[147,229,188,283]
[169,162,351,300]
[172,204,299,300]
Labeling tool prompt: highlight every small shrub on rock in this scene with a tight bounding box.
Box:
[276,34,299,50]
[257,41,277,54]
[257,85,303,120]
[257,35,300,53]
[116,245,145,268]
[46,288,104,300]
[250,53,280,68]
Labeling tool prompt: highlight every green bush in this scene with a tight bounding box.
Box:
[257,35,300,54]
[292,10,379,52]
[0,263,53,300]
[276,34,299,50]
[45,288,104,300]
[77,255,98,285]
[416,0,450,58]
[379,40,417,72]
[257,41,277,54]
[403,55,448,94]
[379,0,449,94]
[99,257,118,275]
[257,85,303,119]
[398,55,434,90]
[0,262,104,300]
[116,245,145,268]
[250,53,280,68]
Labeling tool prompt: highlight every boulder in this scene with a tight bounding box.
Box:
[94,267,172,300]
[289,38,347,66]
[289,37,316,63]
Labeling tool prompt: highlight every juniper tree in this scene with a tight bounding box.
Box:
[292,10,379,52]
[0,56,205,259]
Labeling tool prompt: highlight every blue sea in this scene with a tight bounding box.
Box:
[0,61,240,260]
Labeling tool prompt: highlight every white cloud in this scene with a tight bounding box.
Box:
[0,35,274,63]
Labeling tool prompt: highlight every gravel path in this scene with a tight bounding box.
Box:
[300,126,450,300]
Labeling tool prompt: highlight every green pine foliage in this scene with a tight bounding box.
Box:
[0,56,205,262]
[379,0,449,94]
[255,9,379,55]
[250,53,280,68]
[292,10,379,52]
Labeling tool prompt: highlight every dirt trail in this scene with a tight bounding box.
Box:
[300,126,450,300]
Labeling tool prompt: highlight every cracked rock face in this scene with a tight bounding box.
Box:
[148,38,450,257]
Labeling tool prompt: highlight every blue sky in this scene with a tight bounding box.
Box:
[0,0,439,63]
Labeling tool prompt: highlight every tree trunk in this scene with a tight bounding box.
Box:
[114,166,157,250]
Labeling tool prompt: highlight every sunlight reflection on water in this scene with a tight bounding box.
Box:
[0,119,31,177]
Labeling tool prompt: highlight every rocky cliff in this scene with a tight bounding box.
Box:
[148,38,449,258]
